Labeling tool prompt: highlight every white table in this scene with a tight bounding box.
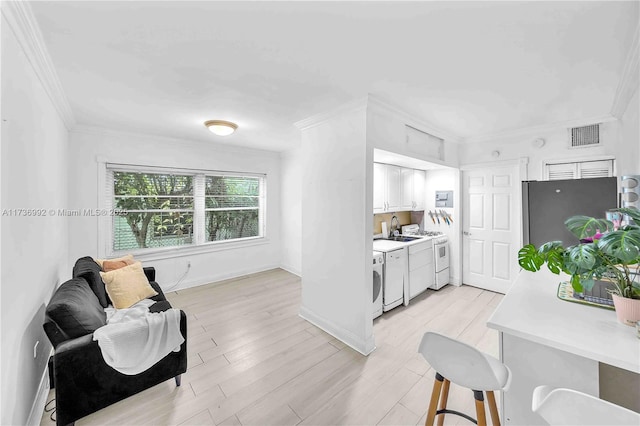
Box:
[488,268,640,425]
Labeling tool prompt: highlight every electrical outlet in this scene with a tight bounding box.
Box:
[33,341,39,359]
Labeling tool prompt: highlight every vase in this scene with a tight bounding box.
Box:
[612,294,640,326]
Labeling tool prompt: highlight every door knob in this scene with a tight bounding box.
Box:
[463,231,472,236]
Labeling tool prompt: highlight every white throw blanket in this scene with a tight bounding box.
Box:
[93,299,184,375]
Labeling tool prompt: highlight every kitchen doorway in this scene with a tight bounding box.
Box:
[461,163,522,294]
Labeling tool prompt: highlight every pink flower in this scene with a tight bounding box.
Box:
[581,231,604,243]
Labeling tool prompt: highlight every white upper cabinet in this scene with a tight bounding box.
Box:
[373,163,427,213]
[373,162,387,213]
[386,165,402,211]
[413,169,426,210]
[401,168,414,210]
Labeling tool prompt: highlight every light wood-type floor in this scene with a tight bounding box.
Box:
[41,268,503,426]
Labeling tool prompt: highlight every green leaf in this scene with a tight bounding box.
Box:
[597,229,640,264]
[570,274,584,293]
[581,277,595,292]
[538,241,563,254]
[518,244,544,272]
[566,244,598,270]
[564,216,612,239]
[546,249,564,274]
[617,207,640,224]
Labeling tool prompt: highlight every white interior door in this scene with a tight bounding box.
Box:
[462,165,520,294]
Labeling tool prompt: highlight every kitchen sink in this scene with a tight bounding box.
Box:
[385,236,420,242]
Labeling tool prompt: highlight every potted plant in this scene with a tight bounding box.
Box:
[518,207,640,326]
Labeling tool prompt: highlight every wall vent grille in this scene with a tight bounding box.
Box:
[570,124,600,147]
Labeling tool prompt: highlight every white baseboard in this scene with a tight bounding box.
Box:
[27,363,50,426]
[299,306,375,356]
[279,264,301,277]
[165,263,281,292]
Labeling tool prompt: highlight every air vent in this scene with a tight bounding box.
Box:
[570,124,600,148]
[545,159,613,180]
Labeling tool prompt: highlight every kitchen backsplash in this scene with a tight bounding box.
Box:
[373,211,425,235]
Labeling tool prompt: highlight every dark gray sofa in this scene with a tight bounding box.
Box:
[43,257,187,426]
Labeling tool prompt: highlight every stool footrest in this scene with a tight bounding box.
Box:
[436,409,477,425]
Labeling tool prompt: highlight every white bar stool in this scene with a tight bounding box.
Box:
[532,385,640,425]
[418,332,511,426]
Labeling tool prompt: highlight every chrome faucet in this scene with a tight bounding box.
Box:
[390,215,400,236]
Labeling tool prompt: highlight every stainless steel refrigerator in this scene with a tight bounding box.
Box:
[522,177,618,248]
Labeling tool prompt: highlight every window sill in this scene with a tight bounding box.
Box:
[110,237,271,262]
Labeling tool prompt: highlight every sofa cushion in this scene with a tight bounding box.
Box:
[94,254,135,271]
[102,258,136,272]
[47,278,106,340]
[100,262,158,309]
[73,257,109,308]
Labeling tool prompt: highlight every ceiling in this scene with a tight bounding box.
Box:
[29,1,638,152]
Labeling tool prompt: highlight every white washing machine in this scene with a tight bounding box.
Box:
[372,251,384,319]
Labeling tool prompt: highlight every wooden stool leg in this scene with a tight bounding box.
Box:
[486,391,500,426]
[436,379,450,426]
[425,373,445,426]
[473,390,487,426]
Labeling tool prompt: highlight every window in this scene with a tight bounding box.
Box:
[544,159,614,181]
[205,176,261,242]
[113,171,194,251]
[107,165,265,254]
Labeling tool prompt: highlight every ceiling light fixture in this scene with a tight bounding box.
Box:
[204,120,238,136]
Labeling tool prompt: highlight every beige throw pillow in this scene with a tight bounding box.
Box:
[100,262,157,309]
[94,254,135,270]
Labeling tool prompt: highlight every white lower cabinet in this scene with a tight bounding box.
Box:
[408,241,434,299]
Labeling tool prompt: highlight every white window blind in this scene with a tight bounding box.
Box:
[105,164,266,254]
[545,159,614,180]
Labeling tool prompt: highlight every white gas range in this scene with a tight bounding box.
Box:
[402,225,450,290]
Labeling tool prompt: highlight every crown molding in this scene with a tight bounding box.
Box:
[611,23,639,119]
[461,114,617,144]
[2,1,76,130]
[293,97,368,131]
[367,95,463,144]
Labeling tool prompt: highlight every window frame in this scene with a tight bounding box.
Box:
[102,163,267,258]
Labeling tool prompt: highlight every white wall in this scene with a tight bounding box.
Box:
[280,146,302,275]
[458,120,623,180]
[299,106,374,355]
[1,16,69,425]
[68,127,282,291]
[616,88,639,176]
[367,99,460,169]
[423,169,461,285]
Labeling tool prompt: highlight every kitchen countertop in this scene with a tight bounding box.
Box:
[372,235,434,252]
[487,267,640,373]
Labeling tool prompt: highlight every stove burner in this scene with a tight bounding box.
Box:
[422,231,443,236]
[403,230,443,237]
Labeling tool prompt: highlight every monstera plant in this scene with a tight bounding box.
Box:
[518,207,640,325]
